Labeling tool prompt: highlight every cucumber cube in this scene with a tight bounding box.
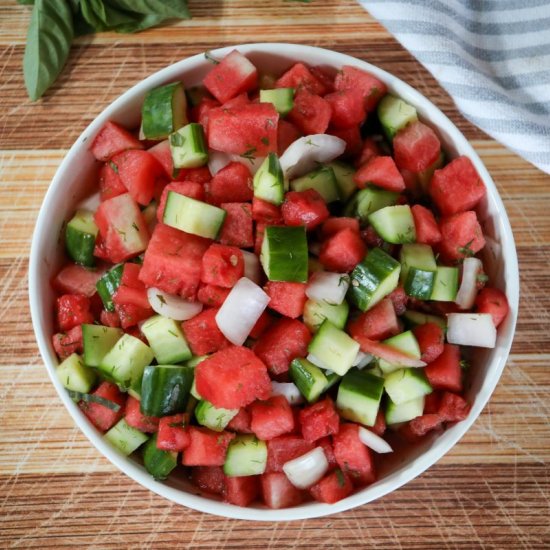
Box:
[327,161,357,201]
[377,94,418,140]
[65,209,98,267]
[96,263,124,312]
[253,153,285,205]
[56,353,96,393]
[142,434,178,480]
[260,88,294,116]
[141,82,187,139]
[224,435,267,477]
[384,368,432,405]
[303,298,349,333]
[290,358,329,403]
[386,396,425,425]
[355,185,399,223]
[290,165,339,203]
[368,205,416,244]
[170,122,208,169]
[260,225,308,283]
[195,400,239,431]
[104,418,149,456]
[141,315,192,364]
[82,324,123,367]
[378,331,421,374]
[430,266,459,302]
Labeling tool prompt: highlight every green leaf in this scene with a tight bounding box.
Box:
[67,389,122,411]
[23,0,74,101]
[17,0,35,5]
[79,0,108,32]
[105,0,190,19]
[112,13,166,34]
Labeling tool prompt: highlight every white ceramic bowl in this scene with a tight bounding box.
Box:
[29,43,519,521]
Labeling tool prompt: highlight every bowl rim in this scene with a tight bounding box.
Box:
[28,42,519,521]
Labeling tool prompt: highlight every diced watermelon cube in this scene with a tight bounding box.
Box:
[157,181,205,221]
[94,193,150,264]
[430,156,486,216]
[287,89,331,135]
[191,97,221,131]
[195,346,271,409]
[413,322,444,363]
[91,121,143,162]
[181,308,230,356]
[115,302,153,329]
[310,65,335,92]
[423,391,442,414]
[277,119,302,156]
[113,264,151,310]
[411,204,442,245]
[265,281,307,319]
[310,469,353,504]
[334,66,387,112]
[181,427,235,466]
[203,50,258,104]
[322,217,360,238]
[253,318,311,375]
[249,311,274,340]
[219,202,254,248]
[221,93,250,111]
[324,90,366,129]
[299,397,340,443]
[201,244,244,288]
[56,294,94,331]
[175,166,212,184]
[147,139,176,179]
[347,298,400,341]
[266,435,314,472]
[223,475,261,506]
[424,344,462,392]
[99,161,127,201]
[393,121,441,173]
[475,287,509,328]
[354,156,405,192]
[328,125,362,157]
[52,325,83,359]
[275,62,327,95]
[438,211,485,261]
[53,264,104,297]
[317,436,338,469]
[157,413,190,452]
[281,189,330,231]
[250,395,295,440]
[125,396,159,433]
[208,103,278,156]
[319,228,366,272]
[197,284,231,308]
[207,162,253,205]
[437,392,470,422]
[100,309,121,328]
[261,472,303,509]
[139,223,210,299]
[80,381,126,432]
[388,285,408,316]
[226,407,253,434]
[252,197,283,224]
[191,466,226,495]
[332,423,376,486]
[355,137,381,168]
[371,409,387,437]
[408,413,442,437]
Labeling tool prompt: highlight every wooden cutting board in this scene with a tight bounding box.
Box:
[1,1,549,547]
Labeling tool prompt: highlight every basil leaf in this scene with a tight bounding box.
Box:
[79,0,108,32]
[23,0,74,101]
[105,0,190,19]
[112,13,166,34]
[17,0,35,5]
[67,389,121,412]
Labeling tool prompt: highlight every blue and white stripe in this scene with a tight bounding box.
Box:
[359,0,550,174]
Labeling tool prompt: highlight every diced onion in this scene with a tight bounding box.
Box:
[76,192,101,212]
[230,154,266,175]
[358,426,393,454]
[215,277,270,345]
[306,352,329,370]
[306,272,349,305]
[271,381,304,405]
[282,447,329,489]
[207,150,232,175]
[279,134,346,179]
[447,313,496,348]
[147,287,203,321]
[455,257,483,310]
[353,351,373,369]
[241,250,262,284]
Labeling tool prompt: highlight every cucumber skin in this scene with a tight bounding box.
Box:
[142,82,186,139]
[65,224,96,267]
[261,225,308,283]
[142,434,178,480]
[404,268,436,300]
[96,264,124,312]
[290,358,328,403]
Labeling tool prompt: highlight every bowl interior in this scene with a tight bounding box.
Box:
[29,43,519,521]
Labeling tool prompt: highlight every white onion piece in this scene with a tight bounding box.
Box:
[282,447,329,489]
[358,426,393,454]
[271,381,304,405]
[306,272,349,305]
[241,250,262,284]
[230,153,266,175]
[353,351,373,369]
[447,313,496,348]
[279,134,346,179]
[208,150,232,175]
[147,287,203,321]
[455,257,483,310]
[215,277,270,345]
[76,191,101,212]
[307,352,329,370]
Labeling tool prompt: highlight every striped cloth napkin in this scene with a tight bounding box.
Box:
[359,0,550,174]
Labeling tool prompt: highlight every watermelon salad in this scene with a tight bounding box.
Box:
[52,49,510,509]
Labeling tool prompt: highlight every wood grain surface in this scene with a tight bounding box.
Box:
[1,1,549,547]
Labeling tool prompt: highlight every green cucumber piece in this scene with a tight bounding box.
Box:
[104,418,149,456]
[336,369,385,426]
[98,334,154,390]
[368,205,416,244]
[253,153,285,205]
[56,353,96,393]
[327,161,357,201]
[400,244,437,300]
[190,376,201,400]
[430,266,459,301]
[384,368,432,405]
[260,225,308,283]
[224,435,267,477]
[170,123,208,169]
[260,87,294,116]
[142,434,178,480]
[378,330,421,374]
[303,299,349,332]
[290,358,330,403]
[141,82,187,139]
[96,263,124,312]
[186,355,209,368]
[355,185,399,224]
[325,370,342,390]
[402,310,447,331]
[82,324,124,368]
[163,191,226,239]
[128,370,143,400]
[65,209,98,267]
[195,400,239,431]
[386,395,425,425]
[140,365,194,417]
[141,315,192,365]
[348,247,401,311]
[307,320,360,376]
[290,165,339,203]
[377,94,418,140]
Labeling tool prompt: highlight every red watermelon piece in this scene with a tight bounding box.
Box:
[223,475,261,507]
[252,197,283,224]
[281,188,330,230]
[437,392,470,422]
[287,89,331,135]
[219,202,254,248]
[411,204,442,245]
[299,397,340,443]
[322,216,360,238]
[354,156,405,192]
[332,423,376,486]
[99,161,126,201]
[201,244,244,288]
[52,263,105,298]
[388,285,408,316]
[80,381,126,432]
[157,181,205,221]
[354,336,426,367]
[266,435,314,472]
[52,325,83,359]
[413,322,445,363]
[408,413,442,437]
[207,162,253,205]
[277,119,302,156]
[265,281,307,319]
[275,62,327,95]
[334,66,387,112]
[125,396,159,433]
[310,469,353,504]
[250,395,295,440]
[355,137,381,168]
[347,298,400,341]
[157,413,190,452]
[424,344,462,392]
[438,210,485,261]
[191,466,226,495]
[393,121,441,173]
[328,125,362,157]
[181,308,230,356]
[197,284,231,308]
[319,228,366,273]
[56,294,93,331]
[181,427,235,466]
[261,472,303,509]
[324,90,366,129]
[227,408,253,434]
[475,287,509,328]
[91,121,143,162]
